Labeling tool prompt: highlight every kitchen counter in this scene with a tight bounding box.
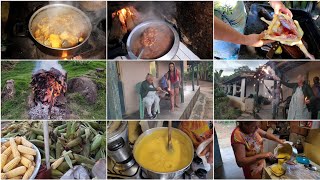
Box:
[263,158,320,179]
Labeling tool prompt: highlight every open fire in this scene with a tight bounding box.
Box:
[29,67,67,119]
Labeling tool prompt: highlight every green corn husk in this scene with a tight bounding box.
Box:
[74,154,95,165]
[66,137,82,148]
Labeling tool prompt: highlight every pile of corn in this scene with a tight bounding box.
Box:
[2,121,106,179]
[1,137,37,179]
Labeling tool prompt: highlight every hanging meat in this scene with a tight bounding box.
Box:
[261,13,315,60]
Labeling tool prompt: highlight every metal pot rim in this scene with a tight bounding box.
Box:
[107,121,128,143]
[133,127,194,174]
[126,20,180,60]
[28,3,92,51]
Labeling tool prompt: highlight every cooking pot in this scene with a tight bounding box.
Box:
[133,127,194,179]
[28,4,92,57]
[126,20,179,60]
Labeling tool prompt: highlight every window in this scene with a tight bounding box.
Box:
[149,61,158,78]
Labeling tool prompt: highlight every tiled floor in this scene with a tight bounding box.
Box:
[215,147,245,179]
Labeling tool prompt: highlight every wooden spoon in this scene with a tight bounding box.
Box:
[168,121,173,152]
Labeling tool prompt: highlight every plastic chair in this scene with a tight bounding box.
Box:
[135,82,144,119]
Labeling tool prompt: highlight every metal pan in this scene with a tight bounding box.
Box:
[28,4,92,57]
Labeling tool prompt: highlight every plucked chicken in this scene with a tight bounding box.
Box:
[261,13,315,60]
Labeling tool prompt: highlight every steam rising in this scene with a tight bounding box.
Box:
[33,61,65,74]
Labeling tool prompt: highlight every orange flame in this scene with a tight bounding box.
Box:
[62,51,68,60]
[115,8,134,25]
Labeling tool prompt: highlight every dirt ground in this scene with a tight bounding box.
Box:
[189,80,213,119]
[215,121,237,149]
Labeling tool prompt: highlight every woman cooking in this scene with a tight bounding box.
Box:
[165,62,182,112]
[231,121,284,179]
[273,74,314,119]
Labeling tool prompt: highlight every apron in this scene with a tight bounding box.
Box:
[214,1,247,59]
[288,87,310,119]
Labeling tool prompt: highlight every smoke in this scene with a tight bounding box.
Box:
[33,61,66,74]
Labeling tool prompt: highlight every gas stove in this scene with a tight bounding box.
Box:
[1,1,106,59]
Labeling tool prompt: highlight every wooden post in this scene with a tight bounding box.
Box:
[192,62,195,91]
[107,62,122,119]
[197,63,199,86]
[180,61,184,103]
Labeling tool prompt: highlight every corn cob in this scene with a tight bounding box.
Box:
[17,145,36,156]
[2,146,12,156]
[7,153,14,162]
[10,138,20,158]
[3,141,10,147]
[20,156,32,168]
[5,166,26,179]
[21,154,34,161]
[66,137,82,148]
[22,165,34,179]
[15,137,22,145]
[51,169,63,177]
[91,134,102,151]
[1,145,7,152]
[9,175,22,179]
[51,157,64,169]
[29,128,43,135]
[21,137,33,148]
[74,154,95,165]
[3,157,21,173]
[9,176,22,179]
[1,154,8,172]
[1,173,6,179]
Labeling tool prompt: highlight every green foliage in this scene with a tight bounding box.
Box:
[1,61,106,120]
[214,96,241,119]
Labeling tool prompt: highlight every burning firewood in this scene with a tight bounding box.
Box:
[30,68,67,118]
[109,6,142,41]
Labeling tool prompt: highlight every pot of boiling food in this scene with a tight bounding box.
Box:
[133,127,194,179]
[29,4,92,57]
[126,20,179,60]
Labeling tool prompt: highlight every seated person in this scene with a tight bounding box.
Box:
[140,73,162,119]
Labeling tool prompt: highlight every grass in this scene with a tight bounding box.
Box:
[1,61,106,120]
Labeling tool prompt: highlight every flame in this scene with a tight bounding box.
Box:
[112,7,133,26]
[115,7,134,26]
[62,51,68,60]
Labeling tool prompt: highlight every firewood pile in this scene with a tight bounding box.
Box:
[109,6,142,42]
[30,68,67,108]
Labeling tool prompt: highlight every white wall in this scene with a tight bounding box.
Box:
[119,61,182,115]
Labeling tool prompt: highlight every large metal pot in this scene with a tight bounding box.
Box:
[127,20,179,60]
[28,4,92,57]
[133,127,194,179]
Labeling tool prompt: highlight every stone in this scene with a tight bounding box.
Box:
[67,77,97,104]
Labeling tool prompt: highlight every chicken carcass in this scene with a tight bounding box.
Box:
[261,13,315,60]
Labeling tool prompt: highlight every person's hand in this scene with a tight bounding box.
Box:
[279,139,285,145]
[262,152,274,159]
[305,98,310,104]
[156,87,162,91]
[244,33,275,47]
[200,141,213,164]
[273,75,280,81]
[270,1,293,18]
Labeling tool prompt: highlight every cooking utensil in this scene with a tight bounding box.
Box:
[133,127,194,179]
[127,20,179,60]
[266,42,281,59]
[137,48,145,60]
[167,121,173,152]
[28,4,92,57]
[107,121,135,170]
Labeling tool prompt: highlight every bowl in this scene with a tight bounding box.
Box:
[1,138,41,179]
